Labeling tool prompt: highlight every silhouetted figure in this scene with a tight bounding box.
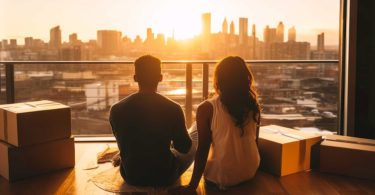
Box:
[171,56,261,194]
[109,55,195,186]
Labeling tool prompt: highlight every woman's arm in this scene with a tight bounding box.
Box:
[187,101,213,190]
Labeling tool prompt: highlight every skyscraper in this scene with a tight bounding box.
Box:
[69,33,78,44]
[146,28,154,42]
[25,37,33,48]
[252,24,257,59]
[239,17,248,45]
[230,21,235,35]
[49,26,61,49]
[156,33,165,47]
[317,32,325,51]
[252,24,256,38]
[222,18,228,34]
[264,25,277,43]
[145,28,155,50]
[97,30,122,55]
[288,27,296,42]
[1,40,8,49]
[276,21,284,42]
[201,13,211,36]
[9,39,17,49]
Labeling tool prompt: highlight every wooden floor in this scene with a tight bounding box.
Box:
[0,143,374,195]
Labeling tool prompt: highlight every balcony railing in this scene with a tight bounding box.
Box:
[0,60,340,136]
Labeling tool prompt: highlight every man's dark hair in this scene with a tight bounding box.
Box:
[134,55,161,87]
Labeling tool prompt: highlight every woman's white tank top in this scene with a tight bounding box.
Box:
[204,96,260,187]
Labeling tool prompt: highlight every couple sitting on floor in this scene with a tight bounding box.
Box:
[109,55,261,194]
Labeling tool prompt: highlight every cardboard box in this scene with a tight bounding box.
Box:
[0,100,71,147]
[258,125,322,176]
[319,135,375,180]
[0,137,75,181]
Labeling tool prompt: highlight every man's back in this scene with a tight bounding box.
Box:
[110,92,191,186]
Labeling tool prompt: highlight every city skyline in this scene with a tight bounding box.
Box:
[1,11,339,61]
[0,0,340,45]
[0,18,337,49]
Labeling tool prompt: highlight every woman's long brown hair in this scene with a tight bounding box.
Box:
[214,56,261,136]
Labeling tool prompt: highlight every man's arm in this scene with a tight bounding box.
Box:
[109,105,125,167]
[109,105,118,139]
[172,106,192,154]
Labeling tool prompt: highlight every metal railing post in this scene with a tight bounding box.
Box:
[185,63,193,127]
[5,63,15,103]
[203,63,209,100]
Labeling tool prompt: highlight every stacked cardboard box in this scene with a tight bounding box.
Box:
[0,100,75,181]
[258,125,322,176]
[318,134,375,180]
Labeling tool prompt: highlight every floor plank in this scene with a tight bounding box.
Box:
[0,143,374,195]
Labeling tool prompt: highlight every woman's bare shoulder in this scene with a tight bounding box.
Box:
[198,100,213,113]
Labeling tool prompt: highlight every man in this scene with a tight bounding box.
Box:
[109,55,195,186]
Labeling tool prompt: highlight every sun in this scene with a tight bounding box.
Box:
[150,1,203,40]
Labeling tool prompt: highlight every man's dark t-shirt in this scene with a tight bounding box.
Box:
[109,92,191,186]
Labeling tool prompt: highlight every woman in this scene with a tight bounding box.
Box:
[174,56,261,193]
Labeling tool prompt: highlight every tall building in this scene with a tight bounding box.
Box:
[288,27,296,42]
[317,32,325,51]
[156,33,165,48]
[230,21,235,35]
[145,28,155,51]
[1,40,8,49]
[201,13,211,36]
[146,28,154,42]
[24,37,33,48]
[264,25,277,43]
[221,18,228,34]
[276,21,284,42]
[132,35,142,48]
[49,26,61,49]
[9,39,17,49]
[252,24,257,59]
[69,33,78,44]
[97,30,122,55]
[239,17,248,45]
[222,18,228,34]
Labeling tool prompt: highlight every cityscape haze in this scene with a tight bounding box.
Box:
[0,13,338,61]
[0,5,340,135]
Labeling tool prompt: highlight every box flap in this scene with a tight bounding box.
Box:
[325,135,375,146]
[321,140,375,152]
[1,101,69,114]
[260,125,321,144]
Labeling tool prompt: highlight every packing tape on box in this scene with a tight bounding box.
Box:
[25,102,60,107]
[261,127,305,140]
[324,138,375,147]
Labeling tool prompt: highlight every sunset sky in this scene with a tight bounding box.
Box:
[0,0,340,45]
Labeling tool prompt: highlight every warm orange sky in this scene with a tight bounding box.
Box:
[0,0,340,45]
